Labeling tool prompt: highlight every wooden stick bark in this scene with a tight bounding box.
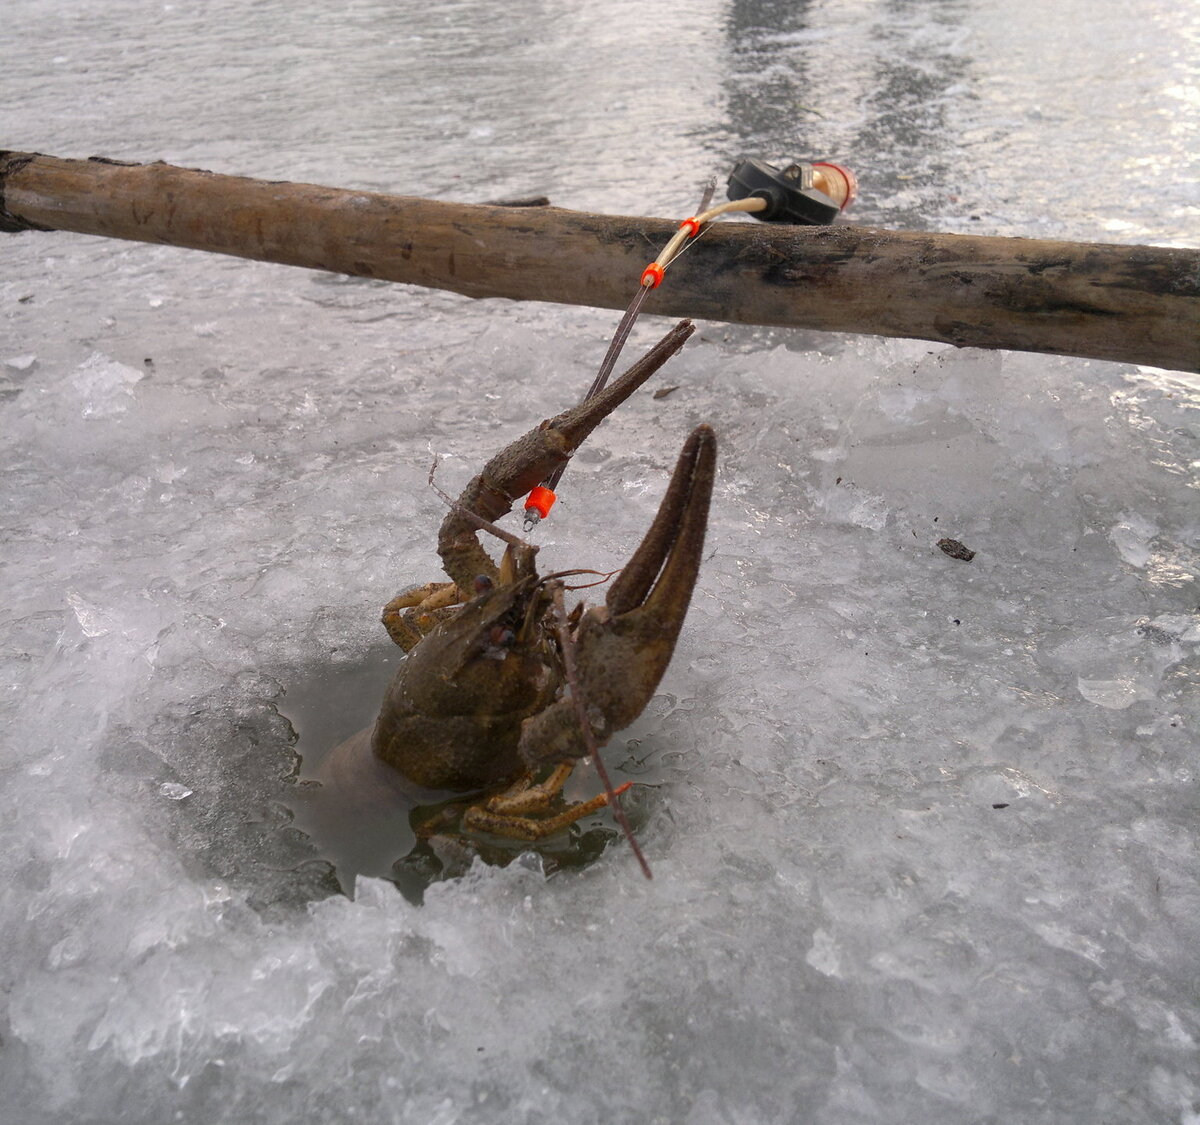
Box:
[3,150,1197,372]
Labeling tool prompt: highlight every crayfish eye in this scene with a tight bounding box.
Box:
[488,624,516,648]
[473,574,494,595]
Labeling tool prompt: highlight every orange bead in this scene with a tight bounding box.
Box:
[524,485,556,519]
[640,263,665,288]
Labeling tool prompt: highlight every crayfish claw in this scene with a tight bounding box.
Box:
[606,422,715,625]
[518,424,716,769]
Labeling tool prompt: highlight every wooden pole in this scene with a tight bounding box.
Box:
[3,150,1197,372]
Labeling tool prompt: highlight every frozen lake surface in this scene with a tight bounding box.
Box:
[2,1,1198,1122]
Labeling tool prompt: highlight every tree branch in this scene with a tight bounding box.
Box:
[3,150,1196,372]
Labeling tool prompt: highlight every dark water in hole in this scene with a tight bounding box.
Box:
[278,650,411,893]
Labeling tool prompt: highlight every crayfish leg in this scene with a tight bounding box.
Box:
[483,763,575,816]
[381,580,462,650]
[462,781,633,841]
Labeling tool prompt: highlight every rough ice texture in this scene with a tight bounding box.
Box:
[3,282,1198,1122]
[3,0,1199,1122]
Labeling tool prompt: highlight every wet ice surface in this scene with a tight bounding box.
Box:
[3,0,1200,1122]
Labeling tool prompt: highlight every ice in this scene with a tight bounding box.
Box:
[1077,677,1159,710]
[8,321,1196,1125]
[69,351,146,418]
[1111,513,1160,569]
[3,0,1200,1122]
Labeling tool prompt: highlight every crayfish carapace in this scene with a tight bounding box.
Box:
[322,319,713,870]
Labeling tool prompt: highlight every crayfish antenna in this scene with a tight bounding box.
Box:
[549,583,652,880]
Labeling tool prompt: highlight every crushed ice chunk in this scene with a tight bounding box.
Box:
[805,928,843,977]
[1164,1011,1197,1049]
[47,932,88,969]
[813,480,890,530]
[158,782,193,801]
[1033,922,1106,965]
[1077,676,1159,709]
[154,462,187,485]
[66,589,115,637]
[69,352,145,418]
[5,354,37,372]
[1109,513,1158,567]
[1146,614,1200,646]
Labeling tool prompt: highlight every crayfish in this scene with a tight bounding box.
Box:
[318,319,713,874]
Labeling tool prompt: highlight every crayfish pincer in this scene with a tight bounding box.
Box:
[366,319,715,856]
